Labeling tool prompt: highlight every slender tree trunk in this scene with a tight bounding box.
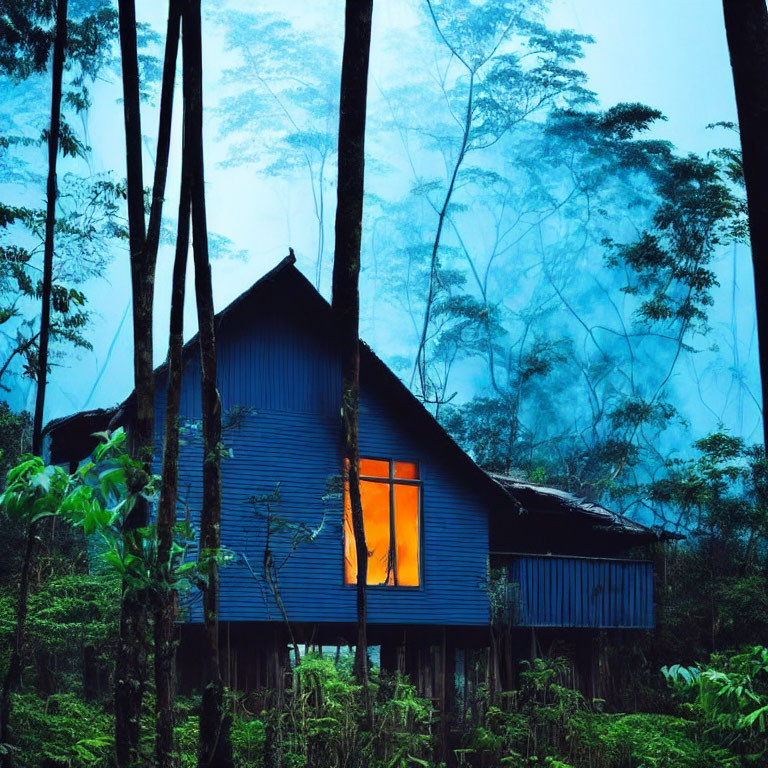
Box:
[410,71,473,400]
[32,0,67,456]
[115,1,178,763]
[154,9,185,765]
[722,0,768,449]
[115,3,150,761]
[331,0,374,688]
[0,4,67,762]
[181,2,233,765]
[147,0,182,270]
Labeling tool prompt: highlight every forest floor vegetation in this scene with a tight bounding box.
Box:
[0,640,762,768]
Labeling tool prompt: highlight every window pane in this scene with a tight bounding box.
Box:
[360,458,389,478]
[344,479,392,585]
[394,461,418,480]
[343,484,357,585]
[394,484,420,586]
[362,480,392,585]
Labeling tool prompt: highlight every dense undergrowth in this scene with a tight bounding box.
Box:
[3,650,759,768]
[2,428,767,767]
[0,560,762,767]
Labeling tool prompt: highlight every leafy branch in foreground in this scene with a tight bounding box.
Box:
[664,646,768,758]
[0,428,199,597]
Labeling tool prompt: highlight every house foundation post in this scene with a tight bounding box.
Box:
[439,627,457,766]
[380,643,398,674]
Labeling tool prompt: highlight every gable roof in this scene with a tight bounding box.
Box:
[43,255,301,461]
[44,255,672,545]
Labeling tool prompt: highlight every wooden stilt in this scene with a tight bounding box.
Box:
[503,624,514,694]
[226,622,231,688]
[380,643,397,673]
[397,639,406,676]
[440,627,457,766]
[460,649,468,725]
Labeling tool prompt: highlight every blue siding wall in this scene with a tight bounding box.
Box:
[155,299,491,627]
[509,555,654,628]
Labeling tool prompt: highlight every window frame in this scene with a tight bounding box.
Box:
[342,456,424,590]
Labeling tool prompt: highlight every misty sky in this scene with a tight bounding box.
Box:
[6,0,755,447]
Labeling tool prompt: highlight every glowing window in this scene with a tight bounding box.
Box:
[344,459,420,587]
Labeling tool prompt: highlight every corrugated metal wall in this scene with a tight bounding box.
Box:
[508,555,654,628]
[156,299,491,627]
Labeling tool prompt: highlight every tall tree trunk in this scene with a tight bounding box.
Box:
[722,0,768,449]
[147,0,183,273]
[181,2,233,765]
[154,8,185,766]
[115,3,150,762]
[31,0,67,456]
[331,0,374,687]
[115,1,178,764]
[0,2,67,762]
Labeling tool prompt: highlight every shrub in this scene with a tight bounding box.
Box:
[10,692,113,768]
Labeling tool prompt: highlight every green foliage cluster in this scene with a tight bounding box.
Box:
[0,403,31,481]
[24,574,119,655]
[664,645,768,761]
[257,655,436,768]
[7,652,761,768]
[0,571,119,702]
[652,433,768,659]
[0,404,32,583]
[461,657,738,767]
[0,428,200,601]
[465,710,738,768]
[173,711,265,768]
[9,692,113,767]
[6,654,437,768]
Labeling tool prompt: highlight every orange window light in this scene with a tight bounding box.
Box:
[344,460,420,586]
[393,484,420,585]
[394,461,418,480]
[360,458,389,478]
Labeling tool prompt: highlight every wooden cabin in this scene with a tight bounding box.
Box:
[44,255,675,703]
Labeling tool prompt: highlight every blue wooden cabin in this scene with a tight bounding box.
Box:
[44,255,674,699]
